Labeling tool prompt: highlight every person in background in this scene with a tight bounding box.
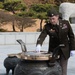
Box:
[36,8,75,75]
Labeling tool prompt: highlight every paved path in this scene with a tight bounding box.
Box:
[0,45,75,75]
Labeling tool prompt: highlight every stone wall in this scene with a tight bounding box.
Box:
[0,32,49,45]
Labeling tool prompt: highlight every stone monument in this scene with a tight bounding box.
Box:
[59,2,75,20]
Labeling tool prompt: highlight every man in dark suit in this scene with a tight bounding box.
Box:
[36,8,75,75]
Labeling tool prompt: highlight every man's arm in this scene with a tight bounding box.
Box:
[67,21,75,50]
[36,25,47,45]
[36,25,48,52]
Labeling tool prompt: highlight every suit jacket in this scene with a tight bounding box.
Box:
[36,19,75,59]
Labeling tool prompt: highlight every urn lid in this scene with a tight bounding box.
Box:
[8,51,60,61]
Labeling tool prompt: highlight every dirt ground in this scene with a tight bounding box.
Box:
[1,19,46,32]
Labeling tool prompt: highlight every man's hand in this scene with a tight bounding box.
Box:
[35,44,41,52]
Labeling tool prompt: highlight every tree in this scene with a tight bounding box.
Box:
[15,16,36,32]
[3,0,26,14]
[0,10,16,31]
[36,12,47,31]
[30,3,57,31]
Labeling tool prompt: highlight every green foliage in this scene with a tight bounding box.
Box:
[16,3,26,11]
[54,5,59,12]
[4,0,21,3]
[30,3,58,19]
[0,2,4,9]
[3,0,26,13]
[31,4,55,13]
[16,10,36,18]
[26,10,36,17]
[31,4,52,13]
[36,12,47,19]
[16,11,26,16]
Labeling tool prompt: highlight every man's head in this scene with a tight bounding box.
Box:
[47,8,59,25]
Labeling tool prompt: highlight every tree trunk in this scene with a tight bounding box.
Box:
[12,21,16,32]
[20,25,23,32]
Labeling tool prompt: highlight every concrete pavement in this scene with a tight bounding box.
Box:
[0,44,75,75]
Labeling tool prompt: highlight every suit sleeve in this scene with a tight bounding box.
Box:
[36,25,47,46]
[67,21,75,50]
